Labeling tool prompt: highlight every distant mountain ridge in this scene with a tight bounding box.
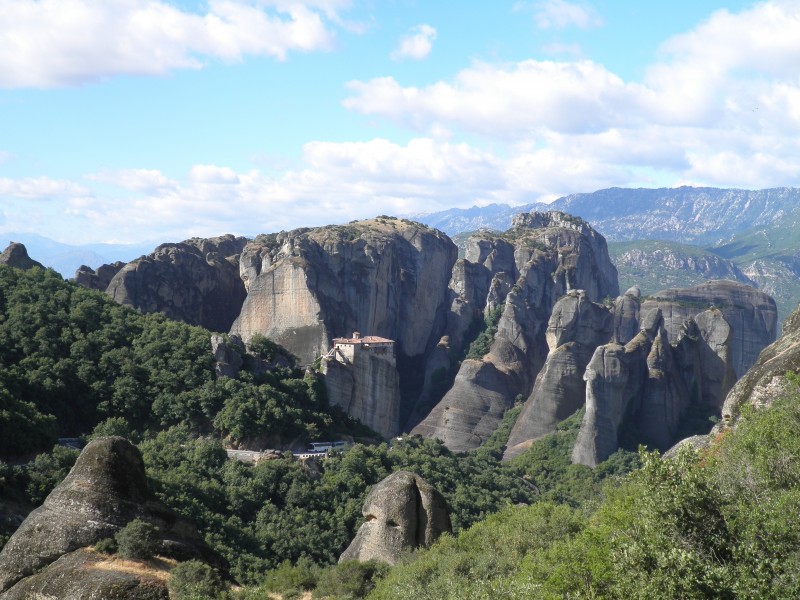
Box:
[414,186,800,244]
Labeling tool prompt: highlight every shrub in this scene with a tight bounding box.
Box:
[169,559,227,600]
[314,560,390,599]
[259,557,319,596]
[94,537,118,554]
[115,518,160,560]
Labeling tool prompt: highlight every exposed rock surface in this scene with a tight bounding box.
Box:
[231,219,457,369]
[0,437,224,594]
[719,302,800,428]
[103,235,248,333]
[74,261,126,291]
[571,280,776,466]
[339,471,451,566]
[639,280,777,376]
[504,291,614,459]
[211,334,244,379]
[1,549,169,600]
[0,242,44,270]
[413,212,619,452]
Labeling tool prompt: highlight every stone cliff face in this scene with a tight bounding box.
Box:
[0,437,224,595]
[412,212,619,452]
[504,290,614,459]
[0,242,44,270]
[569,280,776,467]
[231,219,457,369]
[718,302,800,429]
[100,234,248,333]
[74,261,125,291]
[639,280,778,377]
[339,471,451,566]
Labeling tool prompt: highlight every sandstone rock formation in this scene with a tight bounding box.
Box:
[0,242,44,270]
[412,212,619,452]
[0,549,169,600]
[103,234,248,333]
[0,437,224,594]
[74,261,125,291]
[504,290,614,459]
[719,302,800,428]
[339,471,451,565]
[231,219,457,369]
[571,280,777,467]
[639,280,777,376]
[211,334,244,379]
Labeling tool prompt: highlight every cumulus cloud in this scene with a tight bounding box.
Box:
[530,0,603,30]
[0,0,351,88]
[391,24,437,61]
[344,1,800,191]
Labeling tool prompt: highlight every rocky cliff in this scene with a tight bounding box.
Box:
[568,280,776,467]
[74,260,125,291]
[339,470,451,566]
[0,242,44,270]
[231,218,457,369]
[98,234,248,333]
[0,437,224,595]
[412,212,619,452]
[718,302,800,428]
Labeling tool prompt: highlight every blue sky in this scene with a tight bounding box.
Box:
[1,0,797,245]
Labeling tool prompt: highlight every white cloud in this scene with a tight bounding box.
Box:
[343,1,800,191]
[344,60,642,139]
[391,24,437,61]
[532,0,602,30]
[88,169,177,192]
[189,165,241,184]
[0,176,91,200]
[0,0,351,88]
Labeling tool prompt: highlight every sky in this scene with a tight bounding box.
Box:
[1,0,800,246]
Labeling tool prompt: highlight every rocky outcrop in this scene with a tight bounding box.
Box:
[231,219,457,369]
[504,291,614,459]
[639,280,778,376]
[719,302,800,428]
[1,549,169,600]
[339,471,451,566]
[0,242,43,270]
[0,437,224,594]
[211,334,244,379]
[104,235,248,333]
[571,280,776,466]
[74,261,125,291]
[412,212,619,452]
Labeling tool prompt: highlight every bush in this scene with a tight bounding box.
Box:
[259,557,319,595]
[94,537,118,554]
[169,559,227,600]
[314,560,390,599]
[115,518,160,560]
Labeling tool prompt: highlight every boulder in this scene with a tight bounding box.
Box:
[339,471,451,565]
[0,437,224,594]
[0,549,169,600]
[0,242,43,270]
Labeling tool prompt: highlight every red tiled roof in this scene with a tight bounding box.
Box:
[333,335,394,344]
